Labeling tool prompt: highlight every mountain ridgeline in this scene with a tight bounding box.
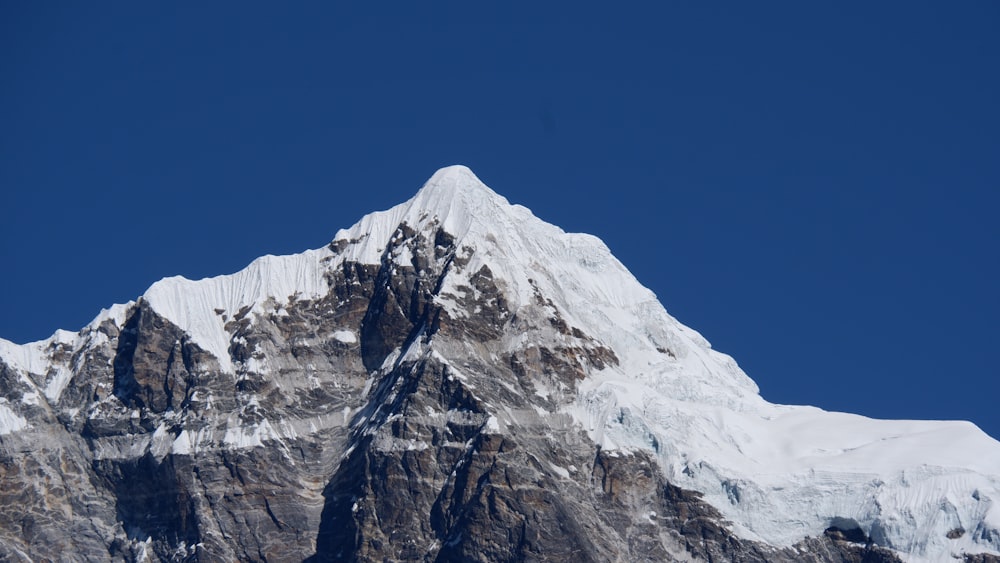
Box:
[1,166,998,562]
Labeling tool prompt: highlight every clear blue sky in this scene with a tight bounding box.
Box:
[2,3,998,439]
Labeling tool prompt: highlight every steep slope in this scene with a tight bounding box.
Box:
[0,165,997,562]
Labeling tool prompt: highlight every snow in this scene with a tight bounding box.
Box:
[222,419,279,449]
[548,462,571,479]
[171,430,193,455]
[332,330,357,344]
[335,165,1000,561]
[142,249,332,372]
[0,401,28,435]
[0,300,136,410]
[0,337,52,377]
[1,165,997,560]
[133,184,486,370]
[321,166,1000,560]
[43,366,73,402]
[136,538,152,562]
[569,365,1000,559]
[485,415,500,433]
[243,354,269,375]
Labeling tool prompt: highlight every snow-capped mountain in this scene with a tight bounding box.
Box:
[0,165,997,562]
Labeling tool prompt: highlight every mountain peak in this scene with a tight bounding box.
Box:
[405,165,510,235]
[422,164,483,189]
[1,169,998,562]
[415,165,497,209]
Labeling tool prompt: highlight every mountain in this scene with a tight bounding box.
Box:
[1,165,998,562]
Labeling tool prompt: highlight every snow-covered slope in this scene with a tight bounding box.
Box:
[1,165,997,562]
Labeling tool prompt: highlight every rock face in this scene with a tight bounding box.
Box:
[1,166,998,562]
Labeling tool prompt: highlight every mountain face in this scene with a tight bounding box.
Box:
[1,165,998,563]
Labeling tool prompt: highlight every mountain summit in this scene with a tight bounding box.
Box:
[1,167,998,562]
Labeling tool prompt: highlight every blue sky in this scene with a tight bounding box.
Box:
[2,3,998,439]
